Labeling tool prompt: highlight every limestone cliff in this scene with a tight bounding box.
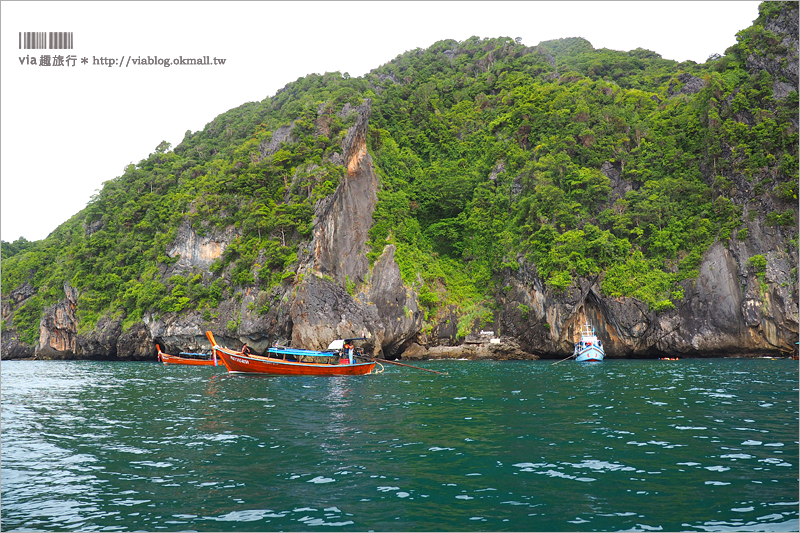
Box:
[2,5,796,362]
[166,221,234,271]
[311,99,377,287]
[36,284,78,359]
[5,100,423,360]
[8,156,796,362]
[495,238,797,359]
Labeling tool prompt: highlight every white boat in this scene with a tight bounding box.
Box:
[573,324,604,362]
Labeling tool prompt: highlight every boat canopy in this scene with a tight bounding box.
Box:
[327,339,345,350]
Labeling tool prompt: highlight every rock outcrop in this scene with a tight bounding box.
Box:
[402,335,537,361]
[289,273,383,353]
[166,221,234,272]
[36,284,78,359]
[366,245,423,355]
[495,237,797,358]
[747,2,799,95]
[76,316,121,358]
[311,99,377,287]
[1,329,35,359]
[667,73,706,97]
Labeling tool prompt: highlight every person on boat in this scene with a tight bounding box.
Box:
[344,341,355,364]
[241,343,251,355]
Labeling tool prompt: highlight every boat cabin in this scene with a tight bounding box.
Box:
[574,324,603,352]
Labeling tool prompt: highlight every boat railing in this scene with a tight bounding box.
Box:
[572,324,596,343]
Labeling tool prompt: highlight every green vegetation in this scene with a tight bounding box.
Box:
[747,254,768,281]
[2,2,797,345]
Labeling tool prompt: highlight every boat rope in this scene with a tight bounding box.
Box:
[364,356,448,375]
[551,353,576,366]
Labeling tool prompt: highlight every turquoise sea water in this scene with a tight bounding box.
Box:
[1,358,797,532]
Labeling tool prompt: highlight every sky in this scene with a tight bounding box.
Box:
[1,1,761,243]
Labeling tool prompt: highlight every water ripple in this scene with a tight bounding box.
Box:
[2,358,797,532]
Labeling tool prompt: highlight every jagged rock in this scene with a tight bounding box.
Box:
[742,298,763,327]
[289,273,384,354]
[76,316,121,358]
[9,282,35,305]
[667,243,746,353]
[36,284,78,359]
[773,81,795,99]
[400,342,427,360]
[602,296,654,353]
[511,175,523,195]
[367,245,422,356]
[750,3,799,89]
[372,72,400,85]
[166,220,235,272]
[601,160,634,204]
[488,161,505,181]
[311,99,377,287]
[422,338,538,360]
[325,152,344,166]
[144,309,210,354]
[497,239,797,359]
[668,73,706,97]
[84,219,103,237]
[259,123,295,158]
[487,337,538,360]
[2,284,56,359]
[337,103,356,119]
[117,323,155,360]
[1,329,35,359]
[428,305,461,346]
[427,344,476,359]
[234,286,292,353]
[342,99,372,175]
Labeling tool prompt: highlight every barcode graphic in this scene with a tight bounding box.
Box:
[19,32,73,49]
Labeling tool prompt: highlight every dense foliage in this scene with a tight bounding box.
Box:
[3,2,797,344]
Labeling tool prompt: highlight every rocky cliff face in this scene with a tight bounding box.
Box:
[284,100,422,356]
[4,8,796,362]
[493,236,797,359]
[1,283,36,358]
[311,99,376,287]
[36,284,78,359]
[7,87,796,360]
[749,2,798,100]
[486,4,800,359]
[5,99,426,361]
[166,221,234,271]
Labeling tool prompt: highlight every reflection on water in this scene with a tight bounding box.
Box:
[1,359,797,532]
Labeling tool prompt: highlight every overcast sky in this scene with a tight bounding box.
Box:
[1,1,761,243]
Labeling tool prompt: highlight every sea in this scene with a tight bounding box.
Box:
[1,358,797,532]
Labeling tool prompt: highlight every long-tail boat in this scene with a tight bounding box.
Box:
[157,344,218,366]
[205,331,379,376]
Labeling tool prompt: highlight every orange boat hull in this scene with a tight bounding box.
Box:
[210,343,376,376]
[161,353,217,366]
[157,345,218,366]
